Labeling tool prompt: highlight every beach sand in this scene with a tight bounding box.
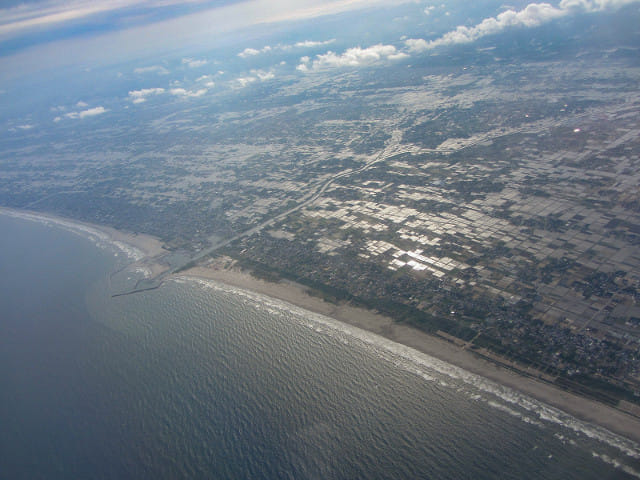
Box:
[183,260,640,445]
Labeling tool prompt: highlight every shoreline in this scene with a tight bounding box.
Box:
[2,207,639,447]
[0,207,168,276]
[182,261,640,446]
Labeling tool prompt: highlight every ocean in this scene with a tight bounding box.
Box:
[1,211,639,479]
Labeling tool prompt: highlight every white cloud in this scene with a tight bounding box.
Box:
[424,5,435,15]
[238,46,271,58]
[236,76,257,87]
[406,0,640,52]
[239,39,336,58]
[169,88,207,97]
[182,57,208,68]
[128,87,165,103]
[17,124,34,130]
[405,38,429,53]
[134,65,169,75]
[79,106,107,118]
[238,47,260,57]
[256,71,274,81]
[234,69,275,87]
[560,0,640,10]
[196,75,215,87]
[65,106,107,119]
[294,39,335,48]
[298,44,407,71]
[429,3,565,49]
[76,100,88,107]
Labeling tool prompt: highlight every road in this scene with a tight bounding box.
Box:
[173,130,403,270]
[116,130,403,295]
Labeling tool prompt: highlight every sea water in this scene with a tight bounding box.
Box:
[1,212,639,479]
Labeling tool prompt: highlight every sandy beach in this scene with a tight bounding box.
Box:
[183,260,640,445]
[2,207,639,446]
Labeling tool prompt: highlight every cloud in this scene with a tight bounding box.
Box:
[196,75,215,87]
[294,39,335,48]
[405,38,429,53]
[17,124,34,130]
[413,3,566,51]
[238,46,271,58]
[76,100,88,107]
[64,106,107,119]
[256,71,274,81]
[169,87,207,97]
[238,47,260,57]
[560,0,640,10]
[128,87,165,103]
[134,65,169,75]
[182,57,208,68]
[406,0,640,52]
[234,69,276,87]
[239,39,336,58]
[236,76,257,87]
[78,106,107,118]
[297,44,408,71]
[424,5,435,15]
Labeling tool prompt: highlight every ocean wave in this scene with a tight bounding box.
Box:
[591,451,640,478]
[175,275,640,460]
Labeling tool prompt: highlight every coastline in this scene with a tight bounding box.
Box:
[182,260,640,446]
[2,207,639,447]
[0,207,168,276]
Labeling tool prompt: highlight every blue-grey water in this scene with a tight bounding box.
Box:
[1,212,639,479]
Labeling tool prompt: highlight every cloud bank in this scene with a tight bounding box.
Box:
[238,39,335,58]
[297,44,408,71]
[406,0,640,52]
[292,0,639,75]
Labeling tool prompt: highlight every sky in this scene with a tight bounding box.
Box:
[2,0,639,72]
[0,0,638,99]
[0,0,407,71]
